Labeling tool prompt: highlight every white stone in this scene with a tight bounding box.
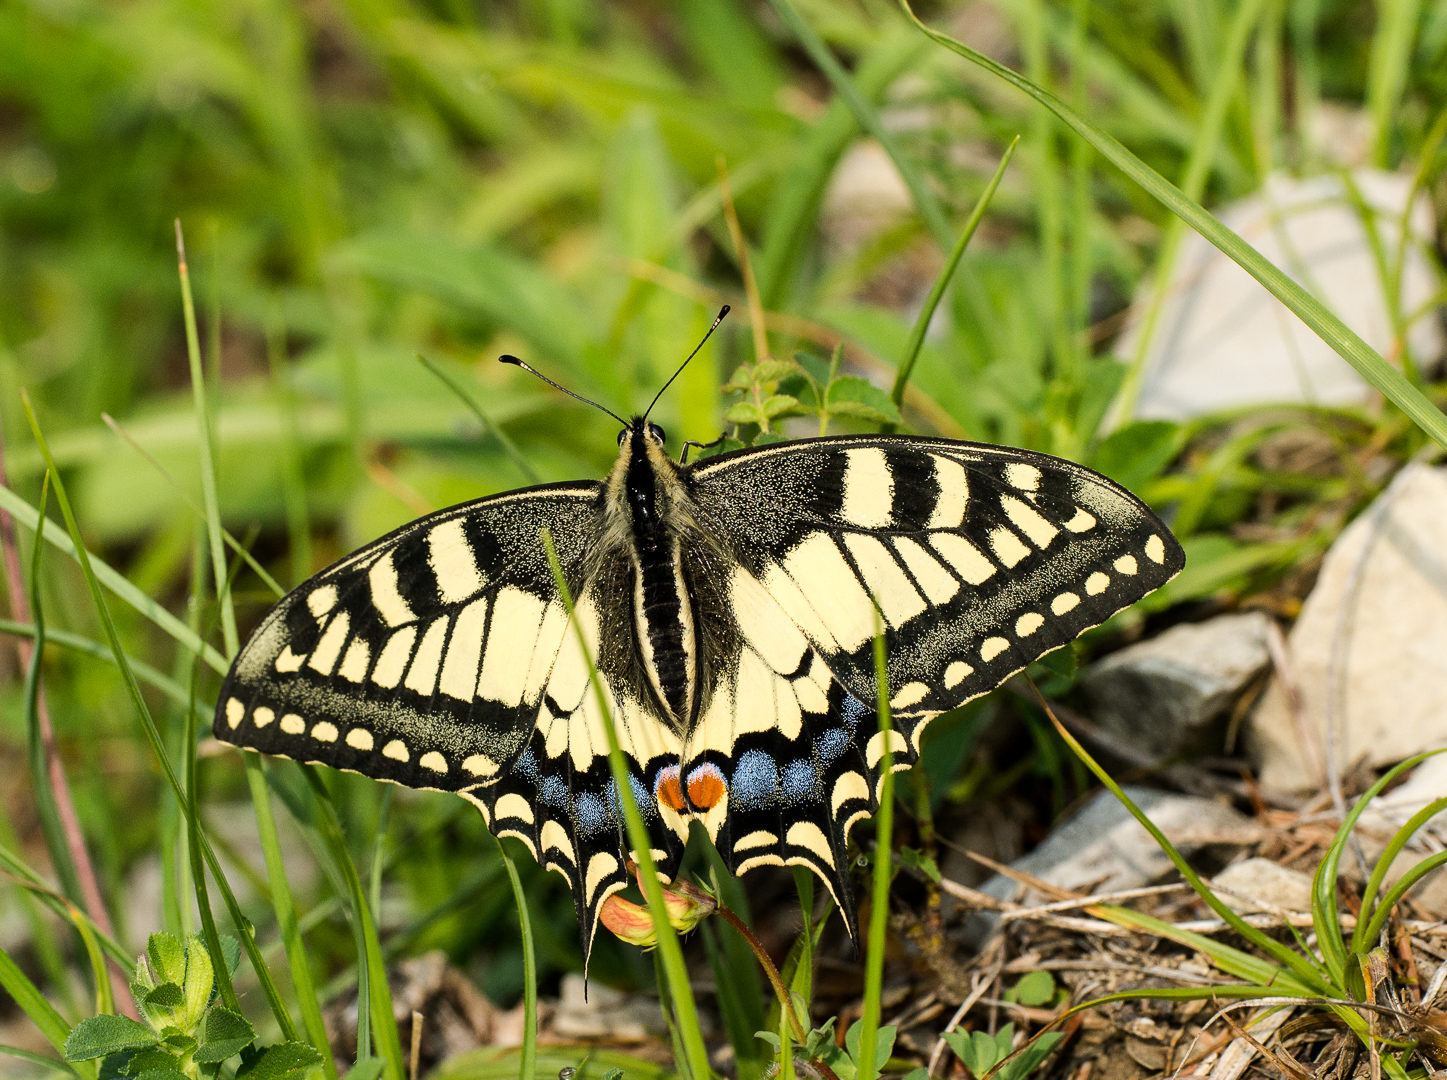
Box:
[1082,612,1272,759]
[821,140,912,254]
[1249,465,1447,793]
[1112,170,1442,422]
[1212,857,1313,914]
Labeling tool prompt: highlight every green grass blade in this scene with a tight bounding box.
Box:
[1040,687,1331,991]
[1,1042,80,1076]
[0,621,212,719]
[494,836,537,1080]
[0,484,228,675]
[19,393,300,1038]
[1367,0,1425,166]
[1313,749,1447,979]
[898,0,1447,452]
[303,765,406,1080]
[22,473,83,911]
[754,32,924,307]
[417,354,541,485]
[1117,0,1268,420]
[1360,849,1447,949]
[66,903,111,1016]
[856,628,895,1080]
[0,943,72,1061]
[266,302,312,587]
[889,136,1018,414]
[1091,905,1310,990]
[0,843,132,974]
[245,758,339,1079]
[1354,795,1447,952]
[539,528,712,1080]
[765,0,952,250]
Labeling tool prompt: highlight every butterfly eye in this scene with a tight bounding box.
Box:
[649,423,665,444]
[617,428,628,447]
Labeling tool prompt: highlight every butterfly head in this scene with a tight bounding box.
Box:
[617,417,667,450]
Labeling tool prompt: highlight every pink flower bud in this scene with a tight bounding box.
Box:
[599,865,718,947]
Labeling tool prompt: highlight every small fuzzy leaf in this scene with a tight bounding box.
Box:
[181,936,214,1026]
[898,847,941,883]
[146,933,186,987]
[235,1041,323,1080]
[160,1034,196,1053]
[753,358,802,383]
[761,394,802,418]
[130,1070,189,1080]
[843,1021,895,1070]
[125,1048,181,1074]
[194,1006,256,1064]
[219,935,241,978]
[751,432,788,446]
[754,1031,782,1051]
[825,376,900,424]
[1008,970,1055,1007]
[599,1070,624,1080]
[142,984,183,1011]
[723,402,763,425]
[65,1016,159,1062]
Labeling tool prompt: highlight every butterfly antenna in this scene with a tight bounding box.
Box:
[499,355,629,427]
[643,305,730,421]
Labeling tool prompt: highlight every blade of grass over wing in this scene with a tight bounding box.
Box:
[857,627,895,1080]
[897,0,1447,451]
[493,835,537,1080]
[0,484,228,674]
[889,136,1019,416]
[303,765,406,1080]
[1031,682,1331,992]
[765,0,952,252]
[19,392,300,1038]
[539,528,712,1080]
[180,219,336,1064]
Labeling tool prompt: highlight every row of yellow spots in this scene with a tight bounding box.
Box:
[223,697,499,779]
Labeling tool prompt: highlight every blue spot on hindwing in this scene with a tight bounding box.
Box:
[574,792,608,836]
[782,760,817,801]
[540,775,568,807]
[839,694,869,729]
[732,751,779,810]
[817,728,849,763]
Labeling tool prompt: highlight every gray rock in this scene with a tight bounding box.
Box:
[962,787,1250,943]
[1081,612,1272,760]
[1211,857,1312,913]
[1248,464,1447,793]
[1110,169,1443,423]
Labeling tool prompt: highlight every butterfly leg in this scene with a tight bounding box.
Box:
[679,432,728,464]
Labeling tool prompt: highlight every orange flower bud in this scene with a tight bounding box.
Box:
[599,866,719,947]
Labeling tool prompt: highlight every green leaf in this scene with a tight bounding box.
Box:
[159,1034,195,1054]
[599,1070,624,1080]
[65,1016,159,1062]
[898,847,940,883]
[753,1031,782,1052]
[146,933,186,988]
[944,1025,1013,1076]
[218,935,241,979]
[235,1041,324,1080]
[825,377,901,424]
[752,432,788,446]
[181,935,215,1028]
[142,984,182,1012]
[1007,970,1055,1007]
[761,394,802,419]
[724,402,764,425]
[194,1006,256,1064]
[1089,421,1181,490]
[844,1019,895,1070]
[754,358,804,383]
[999,1032,1064,1080]
[804,1017,837,1059]
[125,1048,181,1074]
[898,1070,931,1080]
[129,1070,189,1080]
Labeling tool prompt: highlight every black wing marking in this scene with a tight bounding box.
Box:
[684,434,1184,922]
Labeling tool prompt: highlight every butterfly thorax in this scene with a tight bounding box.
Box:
[603,421,700,732]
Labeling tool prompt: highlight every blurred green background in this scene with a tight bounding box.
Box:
[0,0,1444,1060]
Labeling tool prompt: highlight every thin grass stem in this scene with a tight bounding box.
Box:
[416,354,541,485]
[857,628,895,1080]
[890,137,1018,415]
[0,943,72,1061]
[538,528,712,1080]
[494,835,537,1080]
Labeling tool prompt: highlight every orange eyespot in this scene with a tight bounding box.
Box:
[685,764,727,811]
[655,766,687,812]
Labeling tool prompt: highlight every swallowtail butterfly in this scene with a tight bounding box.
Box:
[214,318,1184,954]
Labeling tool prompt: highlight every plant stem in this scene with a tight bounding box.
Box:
[857,630,895,1080]
[714,905,806,1044]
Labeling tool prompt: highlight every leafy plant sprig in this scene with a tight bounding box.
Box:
[62,931,322,1080]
